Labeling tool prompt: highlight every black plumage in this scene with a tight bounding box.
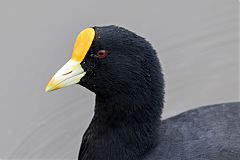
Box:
[74,26,240,160]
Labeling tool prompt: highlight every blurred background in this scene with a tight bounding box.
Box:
[0,0,239,159]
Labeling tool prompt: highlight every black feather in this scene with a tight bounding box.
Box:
[77,25,240,160]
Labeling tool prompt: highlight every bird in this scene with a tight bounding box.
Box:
[45,25,240,160]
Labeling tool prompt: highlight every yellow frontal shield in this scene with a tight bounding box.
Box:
[45,28,95,92]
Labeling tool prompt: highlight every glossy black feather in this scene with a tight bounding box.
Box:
[146,102,240,160]
[77,25,240,160]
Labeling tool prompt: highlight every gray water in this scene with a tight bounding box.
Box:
[0,0,239,159]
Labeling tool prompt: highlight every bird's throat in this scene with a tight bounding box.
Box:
[78,86,163,160]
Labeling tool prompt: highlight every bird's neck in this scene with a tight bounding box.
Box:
[79,53,164,159]
[79,83,164,160]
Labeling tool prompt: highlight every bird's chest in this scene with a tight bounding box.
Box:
[79,128,143,160]
[79,139,135,160]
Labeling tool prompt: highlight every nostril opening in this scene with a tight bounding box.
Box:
[63,71,72,76]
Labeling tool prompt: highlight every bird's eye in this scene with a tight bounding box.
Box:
[96,50,108,59]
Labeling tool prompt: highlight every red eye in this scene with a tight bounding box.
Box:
[96,50,108,59]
